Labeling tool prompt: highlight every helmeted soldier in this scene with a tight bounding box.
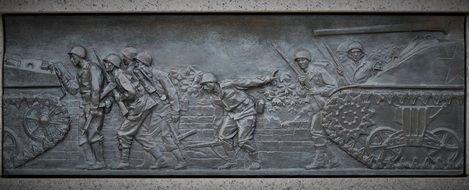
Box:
[199,71,277,170]
[335,41,378,85]
[63,46,110,170]
[133,52,159,96]
[101,53,123,95]
[295,49,337,108]
[103,52,168,170]
[103,53,122,73]
[121,46,138,72]
[287,49,339,169]
[133,51,187,169]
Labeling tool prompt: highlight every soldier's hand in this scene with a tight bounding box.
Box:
[160,94,167,101]
[114,92,122,101]
[90,107,101,116]
[298,75,306,84]
[270,70,279,81]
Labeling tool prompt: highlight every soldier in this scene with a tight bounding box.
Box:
[291,49,340,169]
[133,52,187,169]
[63,46,111,170]
[121,46,138,72]
[335,41,380,85]
[199,71,277,170]
[101,52,167,170]
[295,49,337,111]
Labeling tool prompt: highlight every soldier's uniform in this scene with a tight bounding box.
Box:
[76,60,105,146]
[201,73,275,170]
[215,79,263,147]
[114,69,164,160]
[336,41,376,85]
[61,46,108,170]
[147,69,180,150]
[132,52,187,169]
[302,61,337,113]
[289,49,340,169]
[303,62,340,169]
[286,50,337,122]
[113,51,169,169]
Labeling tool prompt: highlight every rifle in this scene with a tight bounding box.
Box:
[171,125,193,160]
[92,49,129,116]
[183,138,237,161]
[169,114,184,155]
[81,111,93,135]
[185,140,223,149]
[320,42,353,85]
[271,43,321,106]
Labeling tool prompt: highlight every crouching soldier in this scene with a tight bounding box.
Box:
[199,70,277,170]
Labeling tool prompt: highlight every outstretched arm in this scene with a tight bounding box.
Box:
[223,70,278,89]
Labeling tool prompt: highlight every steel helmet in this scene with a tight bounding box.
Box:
[68,46,86,58]
[122,47,137,60]
[348,41,363,53]
[104,53,121,67]
[294,49,311,61]
[336,42,349,53]
[200,73,218,84]
[136,51,152,66]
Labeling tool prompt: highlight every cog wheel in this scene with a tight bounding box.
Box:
[23,99,70,143]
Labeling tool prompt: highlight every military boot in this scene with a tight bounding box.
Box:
[217,161,237,170]
[75,143,96,170]
[248,152,261,170]
[172,150,187,170]
[305,149,326,170]
[149,147,168,169]
[89,142,106,170]
[113,148,130,170]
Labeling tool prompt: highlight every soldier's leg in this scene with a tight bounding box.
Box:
[134,111,168,169]
[160,118,186,169]
[114,112,149,169]
[217,116,239,169]
[306,112,339,169]
[236,115,261,170]
[135,110,162,169]
[76,111,96,170]
[88,113,106,170]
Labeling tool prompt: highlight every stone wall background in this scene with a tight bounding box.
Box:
[0,0,468,189]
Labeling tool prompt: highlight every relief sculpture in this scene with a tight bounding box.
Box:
[2,15,465,176]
